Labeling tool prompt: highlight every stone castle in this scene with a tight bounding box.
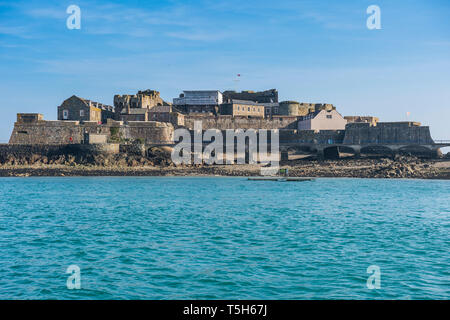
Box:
[7,88,446,159]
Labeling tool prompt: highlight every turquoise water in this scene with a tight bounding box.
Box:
[0,177,449,300]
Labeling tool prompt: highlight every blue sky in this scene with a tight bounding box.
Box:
[0,0,449,142]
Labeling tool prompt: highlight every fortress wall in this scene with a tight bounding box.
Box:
[8,116,435,152]
[183,115,298,130]
[9,120,174,145]
[183,129,345,145]
[280,130,346,144]
[9,121,84,144]
[120,121,174,144]
[343,123,434,144]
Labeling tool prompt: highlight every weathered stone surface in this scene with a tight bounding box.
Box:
[0,144,171,167]
[114,89,170,119]
[0,154,449,179]
[9,119,174,145]
[343,122,434,144]
[183,114,299,130]
[222,89,278,103]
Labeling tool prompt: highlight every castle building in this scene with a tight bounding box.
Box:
[114,90,171,122]
[146,105,171,122]
[57,95,115,123]
[219,100,265,118]
[173,90,223,114]
[279,101,335,117]
[260,103,280,118]
[222,89,278,104]
[344,116,379,126]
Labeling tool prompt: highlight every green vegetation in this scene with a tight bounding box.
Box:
[109,127,120,142]
[134,138,145,145]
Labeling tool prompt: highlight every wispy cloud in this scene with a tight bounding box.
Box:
[0,25,31,38]
[0,41,27,48]
[84,26,154,38]
[2,1,242,41]
[7,1,196,39]
[24,7,66,19]
[165,30,233,41]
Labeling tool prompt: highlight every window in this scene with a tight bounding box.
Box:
[327,115,332,119]
[248,107,250,111]
[237,106,240,111]
[63,110,69,120]
[80,110,84,117]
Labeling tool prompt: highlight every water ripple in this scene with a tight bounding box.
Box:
[0,177,449,299]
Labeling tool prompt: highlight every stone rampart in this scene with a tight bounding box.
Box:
[183,115,298,130]
[280,130,346,144]
[9,120,174,145]
[343,122,434,144]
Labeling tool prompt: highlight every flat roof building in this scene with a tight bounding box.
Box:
[220,99,265,118]
[173,90,223,106]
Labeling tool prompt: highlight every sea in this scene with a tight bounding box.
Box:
[0,177,448,299]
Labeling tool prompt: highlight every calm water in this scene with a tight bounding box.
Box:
[0,177,449,300]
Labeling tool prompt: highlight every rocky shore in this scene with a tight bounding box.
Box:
[0,153,449,179]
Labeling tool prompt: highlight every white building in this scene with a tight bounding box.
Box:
[173,90,223,106]
[298,109,348,131]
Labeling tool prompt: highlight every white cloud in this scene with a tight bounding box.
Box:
[0,25,31,38]
[165,30,232,41]
[24,7,65,19]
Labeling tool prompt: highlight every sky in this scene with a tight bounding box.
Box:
[0,0,449,143]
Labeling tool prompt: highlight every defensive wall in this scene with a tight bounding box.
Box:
[343,122,434,144]
[182,114,298,130]
[6,114,444,160]
[184,129,345,145]
[9,118,174,145]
